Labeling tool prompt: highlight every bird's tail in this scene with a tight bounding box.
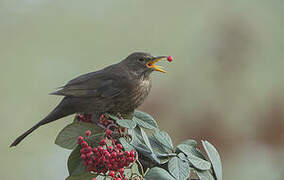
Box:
[10,98,76,147]
[10,121,43,147]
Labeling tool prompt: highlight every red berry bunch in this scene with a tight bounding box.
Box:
[78,130,136,180]
[77,114,127,135]
[76,114,92,123]
[99,114,115,128]
[99,114,127,135]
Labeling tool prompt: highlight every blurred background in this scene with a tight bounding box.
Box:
[1,0,284,179]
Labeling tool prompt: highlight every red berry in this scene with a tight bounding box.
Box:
[105,151,110,158]
[92,178,97,180]
[107,146,113,152]
[124,151,130,157]
[110,158,115,163]
[116,144,123,149]
[86,152,93,158]
[108,170,115,177]
[129,157,135,163]
[100,139,107,145]
[106,129,112,135]
[88,160,93,165]
[119,168,124,174]
[115,178,121,180]
[167,56,173,62]
[80,147,89,154]
[78,114,85,121]
[78,136,84,142]
[85,130,91,136]
[83,161,88,166]
[130,150,135,157]
[81,154,87,160]
[81,141,88,147]
[98,146,104,152]
[86,114,92,122]
[87,146,92,151]
[111,151,117,158]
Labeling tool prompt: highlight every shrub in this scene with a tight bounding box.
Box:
[55,111,222,180]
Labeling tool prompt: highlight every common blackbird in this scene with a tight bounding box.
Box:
[10,52,169,147]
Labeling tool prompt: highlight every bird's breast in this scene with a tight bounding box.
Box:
[130,78,152,108]
[111,78,152,113]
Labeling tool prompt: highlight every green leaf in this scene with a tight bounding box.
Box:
[180,139,197,147]
[95,176,103,180]
[177,144,211,170]
[96,175,112,180]
[130,127,163,164]
[65,172,98,180]
[177,141,206,160]
[141,128,163,163]
[156,155,174,164]
[150,135,176,164]
[153,130,174,150]
[119,137,134,151]
[67,146,86,176]
[55,122,104,150]
[124,162,140,178]
[187,153,211,171]
[196,170,215,180]
[130,128,147,148]
[191,148,207,160]
[130,128,152,155]
[177,153,188,162]
[73,115,79,123]
[116,119,137,129]
[130,127,172,164]
[168,156,190,180]
[86,133,104,147]
[202,140,222,180]
[140,127,153,152]
[145,167,175,180]
[134,110,158,130]
[149,135,170,154]
[156,152,177,158]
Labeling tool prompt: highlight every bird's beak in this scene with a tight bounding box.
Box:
[146,56,168,73]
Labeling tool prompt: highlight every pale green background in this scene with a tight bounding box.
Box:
[1,0,284,179]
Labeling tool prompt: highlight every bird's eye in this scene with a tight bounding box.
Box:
[138,58,144,62]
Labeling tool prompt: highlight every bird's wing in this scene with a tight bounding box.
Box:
[50,67,129,98]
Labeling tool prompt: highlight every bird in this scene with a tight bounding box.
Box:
[10,52,170,147]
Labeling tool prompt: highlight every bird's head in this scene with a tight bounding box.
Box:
[121,52,169,77]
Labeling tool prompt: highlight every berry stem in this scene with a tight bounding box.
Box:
[136,159,144,177]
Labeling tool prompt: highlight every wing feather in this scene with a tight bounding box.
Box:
[50,66,128,98]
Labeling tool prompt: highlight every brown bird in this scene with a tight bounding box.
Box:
[10,52,169,147]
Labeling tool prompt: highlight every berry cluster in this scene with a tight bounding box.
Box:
[77,114,127,134]
[99,114,115,127]
[76,114,92,123]
[99,114,127,135]
[78,130,136,180]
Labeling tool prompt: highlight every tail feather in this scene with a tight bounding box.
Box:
[10,122,42,147]
[10,97,76,147]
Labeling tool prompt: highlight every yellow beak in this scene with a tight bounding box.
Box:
[146,56,167,73]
